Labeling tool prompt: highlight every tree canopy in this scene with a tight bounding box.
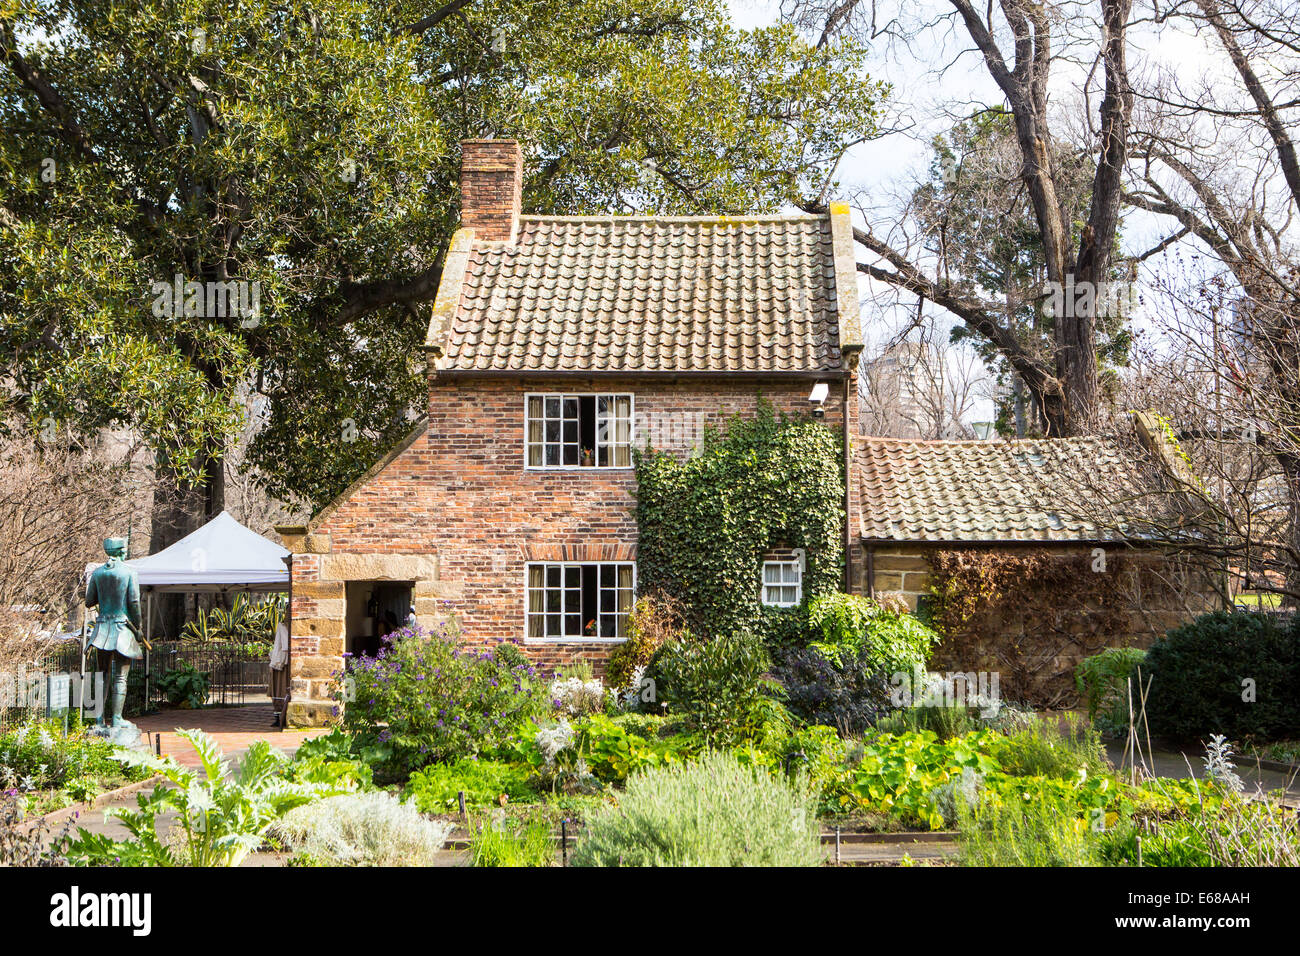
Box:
[1,0,884,513]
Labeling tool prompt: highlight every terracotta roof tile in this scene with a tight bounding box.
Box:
[442,215,845,373]
[858,436,1147,543]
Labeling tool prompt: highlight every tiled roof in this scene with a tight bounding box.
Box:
[858,436,1147,543]
[433,215,850,373]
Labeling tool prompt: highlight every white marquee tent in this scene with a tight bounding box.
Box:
[85,511,290,593]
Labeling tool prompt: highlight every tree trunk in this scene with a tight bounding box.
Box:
[149,451,225,639]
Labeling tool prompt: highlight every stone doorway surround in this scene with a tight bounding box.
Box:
[276,527,455,727]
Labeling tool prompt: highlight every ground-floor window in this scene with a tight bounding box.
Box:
[526,562,634,639]
[761,557,802,606]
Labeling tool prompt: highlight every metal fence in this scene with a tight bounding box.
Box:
[0,639,269,728]
[142,642,271,708]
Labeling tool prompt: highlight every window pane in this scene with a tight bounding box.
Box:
[563,444,579,465]
[566,613,582,636]
[563,420,578,443]
[545,397,560,417]
[600,565,614,587]
[529,566,544,588]
[528,589,544,613]
[545,444,559,466]
[565,566,581,588]
[547,566,561,588]
[545,420,561,442]
[597,445,609,466]
[528,443,542,466]
[764,563,779,584]
[784,563,799,583]
[528,614,544,638]
[614,445,630,467]
[618,565,633,590]
[547,613,561,635]
[563,397,579,418]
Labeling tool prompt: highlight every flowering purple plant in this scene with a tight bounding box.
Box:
[335,619,547,775]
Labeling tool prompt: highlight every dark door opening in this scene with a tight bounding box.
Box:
[345,581,413,661]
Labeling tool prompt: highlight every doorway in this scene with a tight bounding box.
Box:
[344,581,414,661]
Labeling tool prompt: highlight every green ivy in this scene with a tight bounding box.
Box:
[633,400,844,643]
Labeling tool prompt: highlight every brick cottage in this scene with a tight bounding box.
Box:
[275,140,1205,726]
[276,139,866,726]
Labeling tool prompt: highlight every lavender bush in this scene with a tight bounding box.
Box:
[337,621,548,777]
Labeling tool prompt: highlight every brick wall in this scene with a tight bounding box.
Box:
[459,139,522,244]
[282,375,847,724]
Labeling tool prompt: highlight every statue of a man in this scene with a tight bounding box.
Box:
[85,537,143,742]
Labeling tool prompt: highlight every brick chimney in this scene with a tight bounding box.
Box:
[459,139,523,244]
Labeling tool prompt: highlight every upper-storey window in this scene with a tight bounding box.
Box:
[526,394,633,468]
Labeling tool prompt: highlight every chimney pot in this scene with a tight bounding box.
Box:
[459,139,523,244]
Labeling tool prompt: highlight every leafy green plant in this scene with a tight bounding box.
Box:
[1075,647,1147,735]
[155,661,210,708]
[270,791,453,866]
[63,729,345,867]
[656,631,783,748]
[340,621,548,777]
[605,592,684,691]
[406,758,535,813]
[571,750,822,867]
[470,817,555,867]
[1143,610,1300,741]
[181,593,285,646]
[874,703,981,741]
[805,593,938,677]
[0,719,148,795]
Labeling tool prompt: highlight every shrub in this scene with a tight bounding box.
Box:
[340,621,548,777]
[1075,647,1147,736]
[181,593,285,646]
[957,796,1099,867]
[805,593,937,677]
[874,703,980,741]
[549,674,606,716]
[656,631,781,748]
[605,593,683,691]
[271,791,454,866]
[0,719,148,794]
[470,818,555,867]
[406,758,535,813]
[1143,610,1300,741]
[155,661,210,708]
[992,716,1110,781]
[571,751,822,867]
[771,645,891,735]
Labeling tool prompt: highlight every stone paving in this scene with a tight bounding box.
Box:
[133,704,328,767]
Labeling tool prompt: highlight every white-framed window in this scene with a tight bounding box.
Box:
[525,394,633,468]
[762,558,802,607]
[526,562,635,639]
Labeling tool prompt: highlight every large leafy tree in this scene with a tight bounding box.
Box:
[0,0,883,550]
[911,110,1131,434]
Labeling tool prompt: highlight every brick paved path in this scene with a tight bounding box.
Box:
[134,704,328,767]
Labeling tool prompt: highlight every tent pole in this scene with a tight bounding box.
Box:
[144,590,152,712]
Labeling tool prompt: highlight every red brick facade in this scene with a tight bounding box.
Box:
[280,374,857,723]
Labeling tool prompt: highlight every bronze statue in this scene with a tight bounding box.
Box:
[85,537,143,744]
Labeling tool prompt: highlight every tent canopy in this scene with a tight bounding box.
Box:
[86,511,290,593]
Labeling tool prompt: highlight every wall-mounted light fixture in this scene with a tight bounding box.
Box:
[809,382,828,419]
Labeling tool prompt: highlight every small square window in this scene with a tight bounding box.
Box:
[761,559,802,607]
